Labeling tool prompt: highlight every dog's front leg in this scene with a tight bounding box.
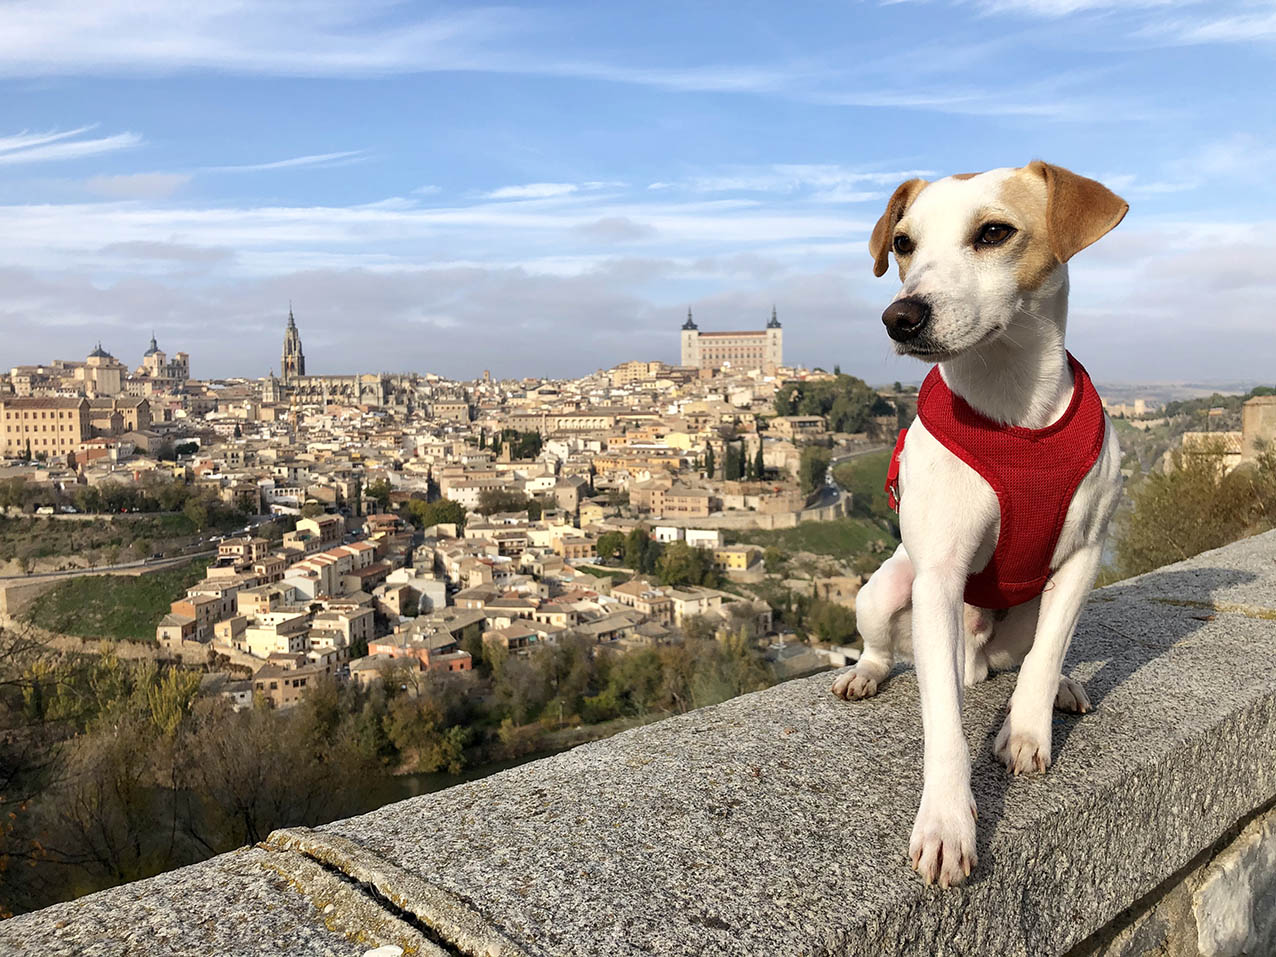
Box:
[908,563,978,887]
[996,543,1103,774]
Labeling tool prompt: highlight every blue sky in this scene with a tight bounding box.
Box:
[1,0,1273,384]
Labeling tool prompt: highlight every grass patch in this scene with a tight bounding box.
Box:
[833,450,895,523]
[23,559,211,642]
[576,564,634,582]
[725,516,896,560]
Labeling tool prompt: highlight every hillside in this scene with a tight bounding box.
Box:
[22,559,211,642]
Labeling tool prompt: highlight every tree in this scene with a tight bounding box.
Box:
[623,528,652,571]
[182,497,209,530]
[364,479,392,511]
[774,374,893,433]
[477,488,533,516]
[232,423,242,439]
[300,502,325,518]
[405,498,466,530]
[704,444,716,479]
[798,446,832,494]
[753,445,765,482]
[596,531,625,563]
[808,600,857,644]
[725,442,744,481]
[1115,443,1276,578]
[656,542,719,588]
[763,547,787,575]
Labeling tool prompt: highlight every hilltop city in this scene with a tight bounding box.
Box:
[4,307,1275,718]
[0,307,909,710]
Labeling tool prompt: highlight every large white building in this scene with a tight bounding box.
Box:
[679,308,783,373]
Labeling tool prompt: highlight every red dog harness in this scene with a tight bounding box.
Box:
[886,353,1105,609]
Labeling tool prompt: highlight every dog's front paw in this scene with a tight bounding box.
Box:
[909,788,978,888]
[831,666,880,700]
[1054,675,1091,714]
[995,711,1052,775]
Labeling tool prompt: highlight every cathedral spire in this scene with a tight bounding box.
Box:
[681,307,698,331]
[767,305,781,329]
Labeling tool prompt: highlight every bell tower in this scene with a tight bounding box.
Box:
[680,308,700,369]
[281,305,306,382]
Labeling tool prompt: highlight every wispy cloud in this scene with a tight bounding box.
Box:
[1141,9,1276,44]
[0,0,1150,122]
[0,128,142,166]
[656,165,935,198]
[972,0,1191,15]
[0,1,524,77]
[205,150,367,173]
[486,182,581,200]
[0,126,97,154]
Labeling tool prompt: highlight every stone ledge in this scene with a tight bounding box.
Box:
[3,531,1276,956]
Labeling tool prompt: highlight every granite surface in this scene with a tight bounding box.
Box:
[311,531,1276,956]
[3,531,1275,956]
[0,846,392,957]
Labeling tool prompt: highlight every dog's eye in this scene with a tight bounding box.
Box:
[976,223,1015,247]
[893,234,914,255]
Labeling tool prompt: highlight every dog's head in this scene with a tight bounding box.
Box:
[869,162,1128,361]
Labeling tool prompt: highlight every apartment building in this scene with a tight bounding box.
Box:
[0,397,91,459]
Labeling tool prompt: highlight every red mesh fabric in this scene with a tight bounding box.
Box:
[885,353,1106,609]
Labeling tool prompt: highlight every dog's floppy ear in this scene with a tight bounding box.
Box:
[1028,161,1128,263]
[870,178,928,277]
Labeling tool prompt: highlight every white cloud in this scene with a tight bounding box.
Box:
[205,150,367,172]
[974,0,1189,15]
[86,172,191,199]
[0,126,97,154]
[0,129,142,166]
[1155,10,1276,43]
[485,183,581,200]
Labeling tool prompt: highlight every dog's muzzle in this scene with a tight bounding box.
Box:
[882,297,931,343]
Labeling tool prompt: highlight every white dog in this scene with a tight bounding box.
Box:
[831,162,1127,888]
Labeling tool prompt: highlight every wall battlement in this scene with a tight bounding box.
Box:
[4,532,1276,956]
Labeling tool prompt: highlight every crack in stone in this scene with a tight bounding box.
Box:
[265,827,530,957]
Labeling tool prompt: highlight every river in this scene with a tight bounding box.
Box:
[359,748,570,811]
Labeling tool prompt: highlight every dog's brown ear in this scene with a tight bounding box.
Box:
[1028,161,1128,263]
[870,178,928,277]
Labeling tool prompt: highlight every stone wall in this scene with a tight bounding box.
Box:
[3,531,1276,956]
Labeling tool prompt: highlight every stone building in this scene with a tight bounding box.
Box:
[0,396,91,459]
[281,306,306,381]
[1242,394,1276,461]
[79,343,126,397]
[679,307,783,374]
[134,333,190,387]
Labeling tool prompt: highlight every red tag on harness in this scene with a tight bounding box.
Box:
[885,428,908,511]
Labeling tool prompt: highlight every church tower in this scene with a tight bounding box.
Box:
[765,305,783,372]
[281,306,306,382]
[679,308,700,368]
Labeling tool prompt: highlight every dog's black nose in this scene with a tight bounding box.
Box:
[882,297,931,342]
